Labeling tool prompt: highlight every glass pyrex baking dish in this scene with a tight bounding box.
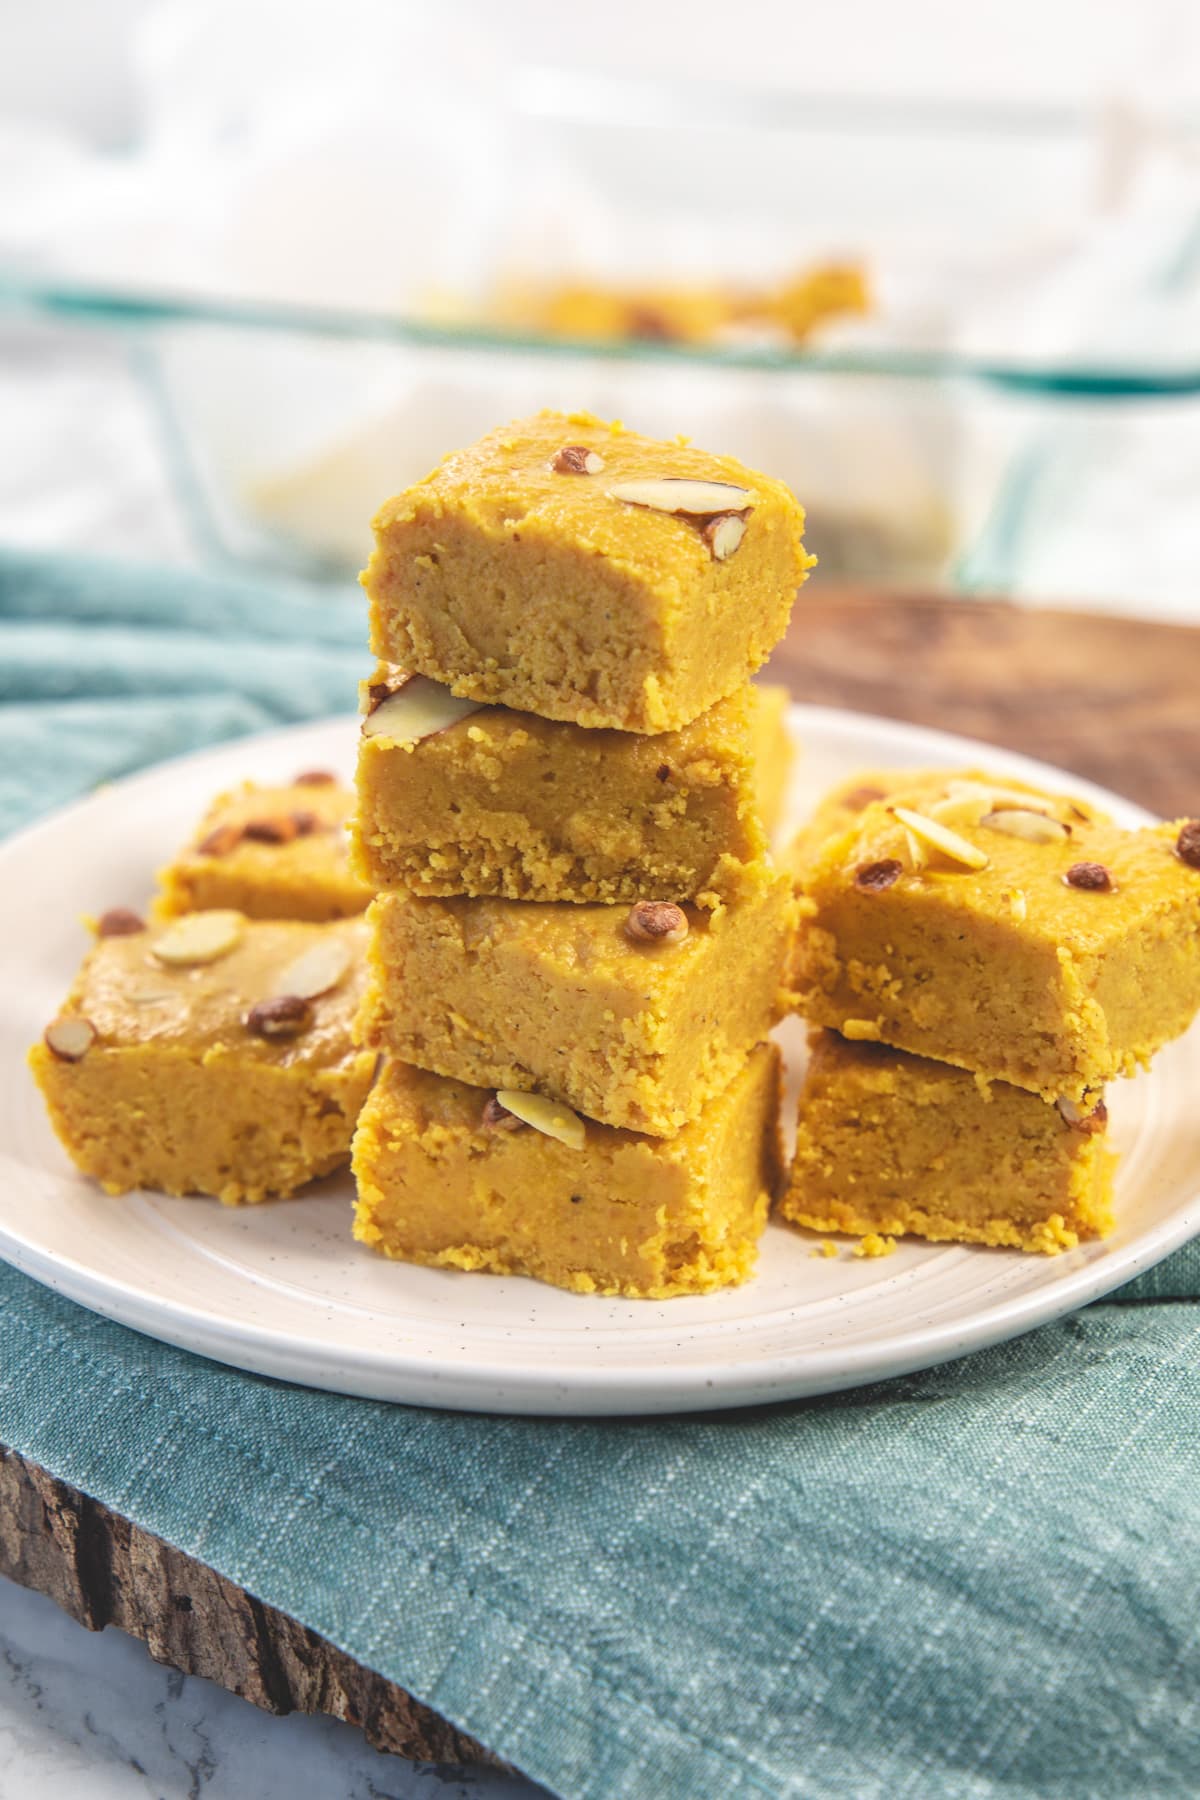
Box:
[4,66,1199,595]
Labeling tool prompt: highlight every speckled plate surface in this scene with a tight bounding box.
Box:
[1,706,1197,1415]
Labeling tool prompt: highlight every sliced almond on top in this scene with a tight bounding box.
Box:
[700,513,749,562]
[274,936,352,1001]
[900,825,928,871]
[152,910,245,966]
[362,674,484,744]
[980,808,1071,844]
[607,477,754,516]
[942,779,1003,802]
[933,781,1059,829]
[44,1016,96,1061]
[928,796,981,827]
[494,1089,586,1150]
[943,779,1055,812]
[891,807,989,871]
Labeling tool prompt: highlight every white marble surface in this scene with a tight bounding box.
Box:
[0,1576,543,1800]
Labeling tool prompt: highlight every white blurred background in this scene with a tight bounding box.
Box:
[5,1,1200,145]
[2,0,1200,613]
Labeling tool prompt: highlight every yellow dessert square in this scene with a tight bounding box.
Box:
[353,673,777,904]
[154,774,372,922]
[780,1030,1115,1255]
[351,1044,783,1297]
[792,772,1200,1101]
[785,766,1107,881]
[363,410,813,733]
[356,863,796,1136]
[30,911,375,1203]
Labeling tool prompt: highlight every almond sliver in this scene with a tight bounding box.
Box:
[943,779,1055,812]
[495,1089,586,1150]
[363,675,484,744]
[44,1016,96,1061]
[153,910,245,966]
[274,937,352,1000]
[607,477,754,515]
[891,807,989,871]
[980,808,1071,844]
[901,825,928,870]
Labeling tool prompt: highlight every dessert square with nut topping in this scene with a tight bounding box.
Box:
[154,775,372,923]
[354,671,791,904]
[363,410,813,733]
[351,1044,782,1298]
[30,912,374,1203]
[792,772,1200,1101]
[356,861,797,1136]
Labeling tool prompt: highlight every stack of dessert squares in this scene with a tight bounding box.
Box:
[347,410,813,1295]
[780,768,1200,1254]
[33,406,1200,1284]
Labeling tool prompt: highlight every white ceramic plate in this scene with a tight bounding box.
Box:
[1,706,1197,1416]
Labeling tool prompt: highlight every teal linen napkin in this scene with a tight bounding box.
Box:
[1,548,1198,1800]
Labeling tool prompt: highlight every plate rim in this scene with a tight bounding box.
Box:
[1,702,1194,1417]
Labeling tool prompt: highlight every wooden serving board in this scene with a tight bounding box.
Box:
[771,587,1200,822]
[3,587,1198,1764]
